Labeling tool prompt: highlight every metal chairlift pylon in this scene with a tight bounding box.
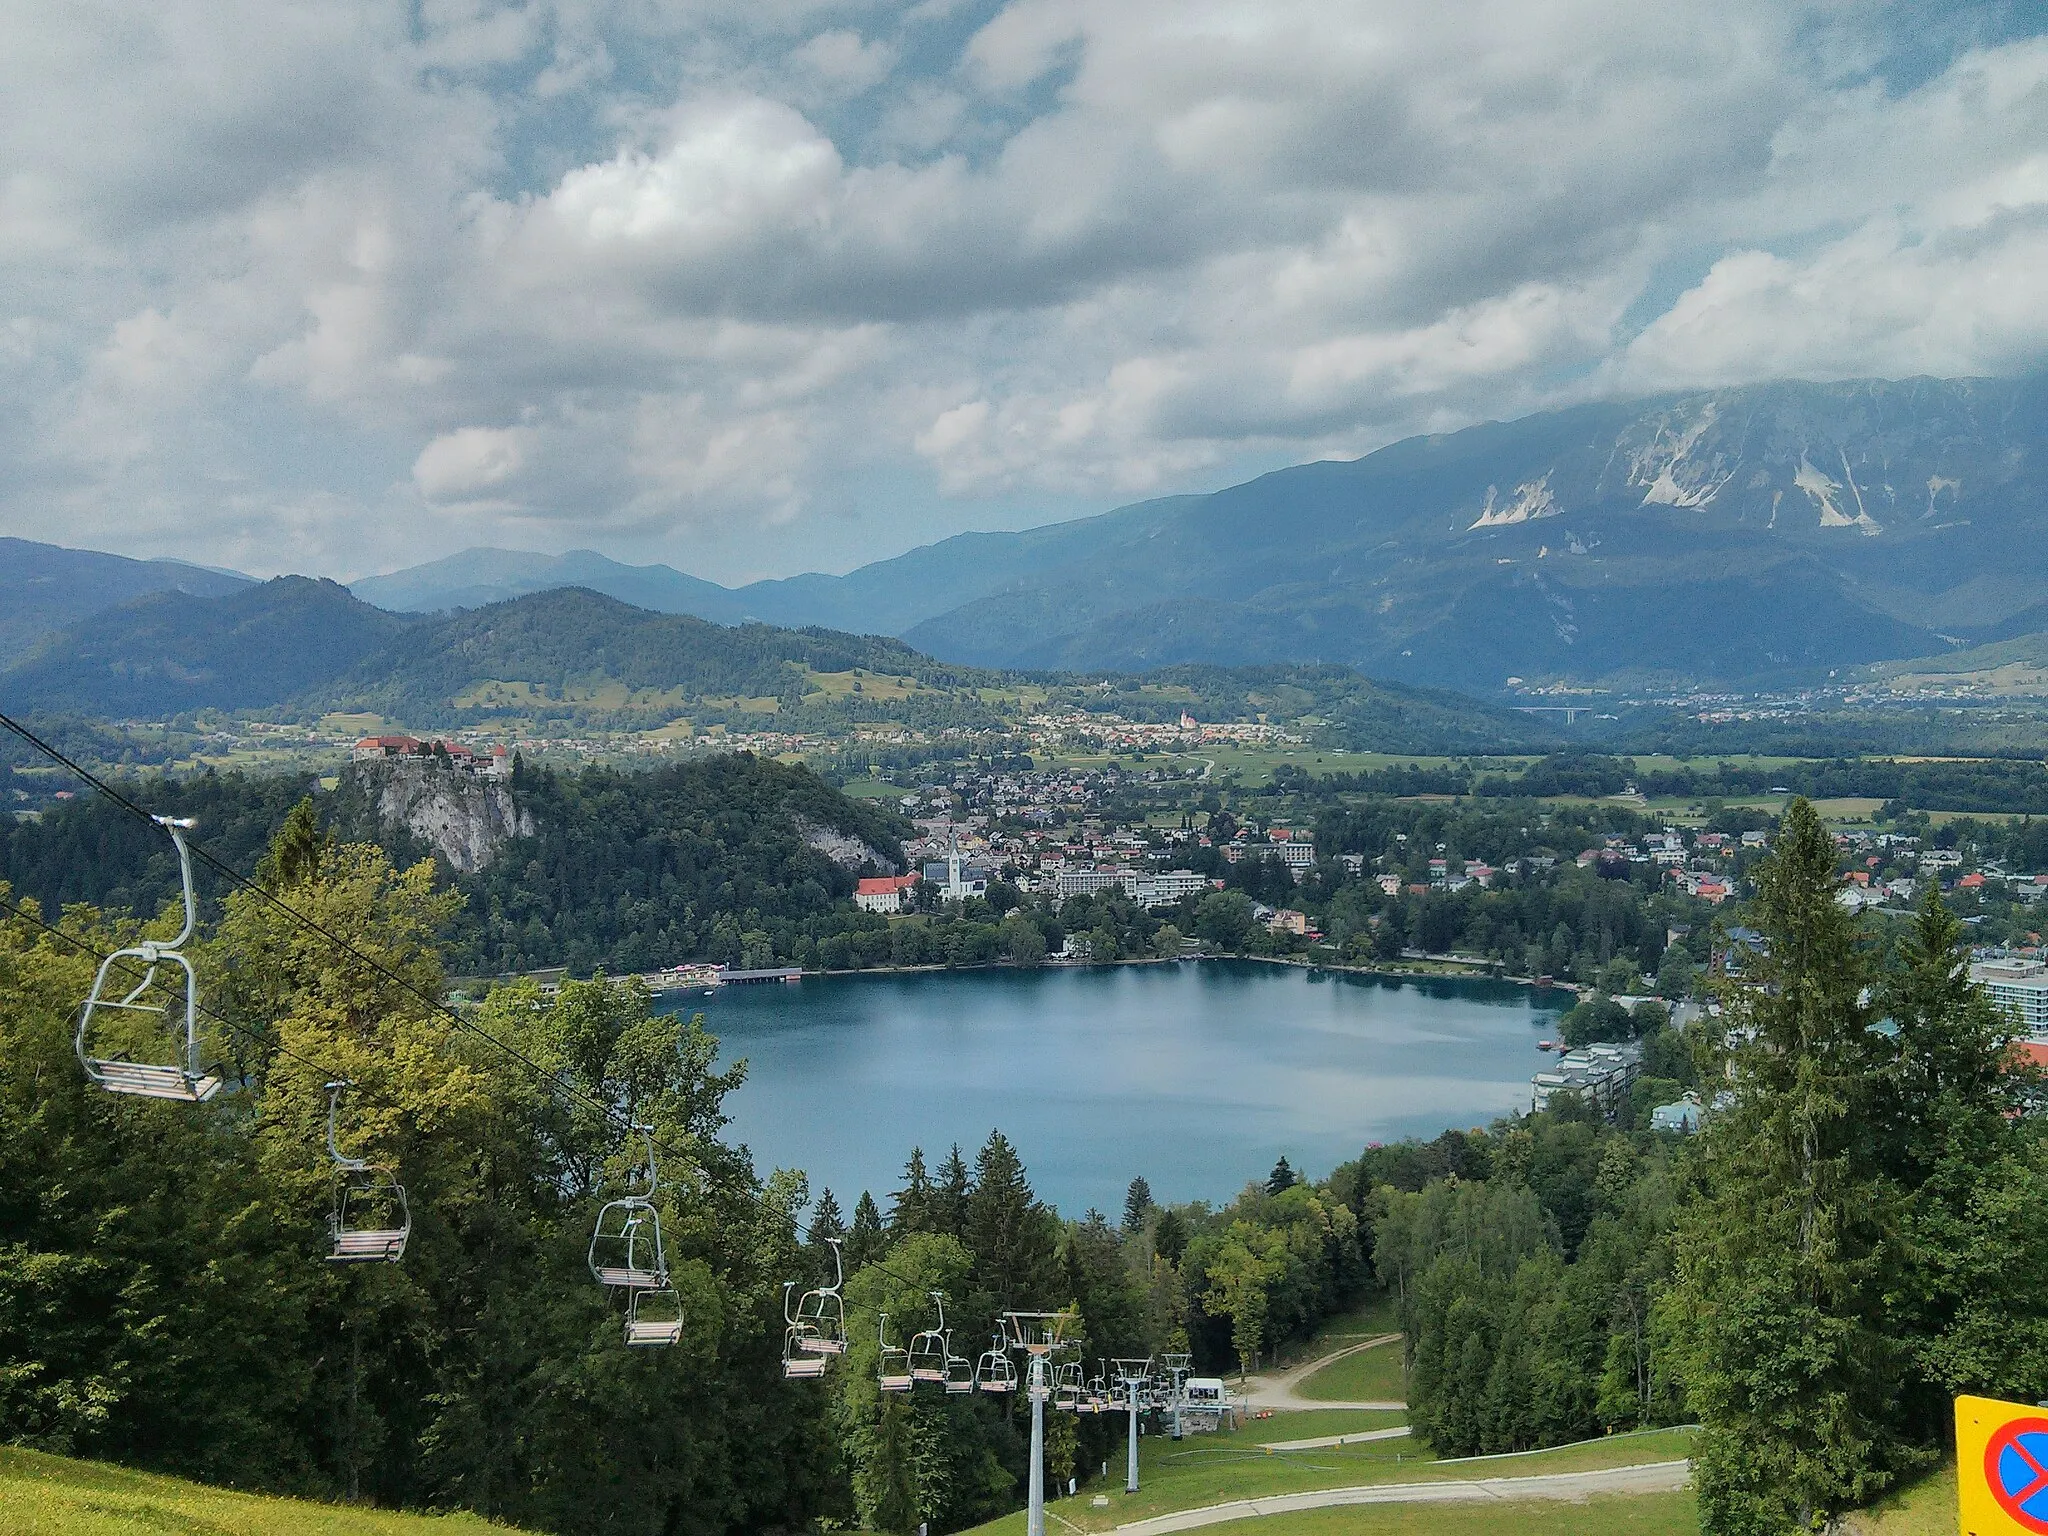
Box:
[75,816,220,1102]
[322,1081,410,1264]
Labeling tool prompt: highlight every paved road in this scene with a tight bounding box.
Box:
[1243,1333,1404,1413]
[1112,1460,1692,1535]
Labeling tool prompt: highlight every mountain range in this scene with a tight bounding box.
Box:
[0,578,1551,754]
[340,374,2048,692]
[0,537,249,655]
[8,375,2046,695]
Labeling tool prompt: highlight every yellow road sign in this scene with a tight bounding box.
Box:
[1959,1394,2048,1535]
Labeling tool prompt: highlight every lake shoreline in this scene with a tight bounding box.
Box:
[809,951,1587,996]
[680,958,1573,1212]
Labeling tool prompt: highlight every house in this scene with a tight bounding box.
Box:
[1650,1092,1703,1133]
[1267,909,1309,935]
[854,874,920,913]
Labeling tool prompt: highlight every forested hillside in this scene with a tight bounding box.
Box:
[2,577,409,716]
[445,753,909,973]
[313,587,1008,730]
[5,793,2046,1534]
[1365,805,2048,1533]
[0,754,912,976]
[0,813,1370,1533]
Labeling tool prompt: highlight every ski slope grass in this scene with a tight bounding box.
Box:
[1296,1338,1406,1402]
[0,1446,518,1536]
[962,1426,1699,1534]
[1157,1490,1698,1536]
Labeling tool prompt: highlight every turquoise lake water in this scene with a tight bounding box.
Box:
[667,960,1571,1217]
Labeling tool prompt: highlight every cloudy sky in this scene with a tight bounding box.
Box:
[5,0,2047,584]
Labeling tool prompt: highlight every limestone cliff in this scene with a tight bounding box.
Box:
[792,814,899,874]
[348,759,534,874]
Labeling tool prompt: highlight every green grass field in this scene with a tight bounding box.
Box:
[1298,1339,1407,1402]
[963,1426,1700,1534]
[0,1446,517,1536]
[1176,1490,1698,1536]
[1841,1467,1956,1535]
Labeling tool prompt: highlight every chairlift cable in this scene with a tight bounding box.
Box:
[0,717,1007,1316]
[0,896,963,1351]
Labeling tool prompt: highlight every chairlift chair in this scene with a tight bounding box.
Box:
[783,1318,828,1379]
[877,1313,915,1392]
[323,1081,410,1263]
[75,816,221,1102]
[976,1333,1018,1394]
[782,1282,827,1378]
[790,1237,847,1355]
[1079,1369,1110,1415]
[907,1291,950,1384]
[943,1345,976,1395]
[1053,1360,1083,1413]
[588,1127,669,1290]
[625,1285,684,1348]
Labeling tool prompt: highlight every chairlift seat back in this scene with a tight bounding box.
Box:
[329,1168,410,1264]
[783,1353,828,1378]
[589,1197,667,1289]
[624,1288,683,1347]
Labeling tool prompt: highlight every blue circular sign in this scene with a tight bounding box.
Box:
[1986,1418,2048,1532]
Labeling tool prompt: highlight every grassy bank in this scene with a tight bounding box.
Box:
[0,1446,517,1536]
[962,1426,1699,1534]
[1166,1490,1699,1536]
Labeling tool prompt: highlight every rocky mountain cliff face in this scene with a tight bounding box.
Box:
[350,759,534,874]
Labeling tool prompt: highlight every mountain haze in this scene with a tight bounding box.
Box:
[0,537,250,653]
[345,376,2048,691]
[350,546,754,621]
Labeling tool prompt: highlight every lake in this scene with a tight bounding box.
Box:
[669,959,1571,1216]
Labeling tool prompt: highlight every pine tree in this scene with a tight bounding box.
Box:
[965,1131,1058,1309]
[807,1188,846,1250]
[891,1148,935,1235]
[847,1191,887,1271]
[1122,1176,1155,1231]
[1267,1156,1297,1194]
[1666,798,1902,1534]
[1153,1208,1189,1266]
[934,1144,972,1239]
[1875,888,2035,1436]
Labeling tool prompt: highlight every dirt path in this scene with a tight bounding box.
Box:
[1111,1460,1692,1534]
[1241,1333,1403,1412]
[1256,1425,1412,1452]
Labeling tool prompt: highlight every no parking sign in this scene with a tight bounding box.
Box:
[1958,1395,2048,1534]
